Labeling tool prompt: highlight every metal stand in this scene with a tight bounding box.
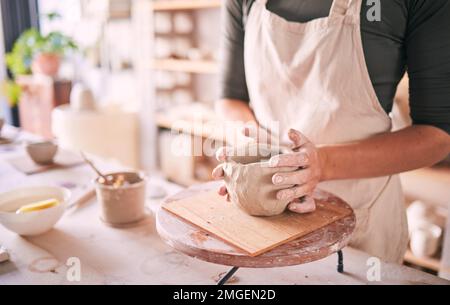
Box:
[337,250,344,273]
[217,266,239,285]
[217,251,345,285]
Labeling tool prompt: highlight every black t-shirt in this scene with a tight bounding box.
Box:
[220,0,450,134]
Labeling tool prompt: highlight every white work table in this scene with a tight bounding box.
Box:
[0,127,448,285]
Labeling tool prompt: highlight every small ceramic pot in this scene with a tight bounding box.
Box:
[173,13,193,34]
[95,172,147,226]
[407,200,445,236]
[223,143,295,216]
[26,141,58,165]
[410,223,442,258]
[32,53,61,77]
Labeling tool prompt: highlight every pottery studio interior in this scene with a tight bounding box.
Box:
[0,0,450,287]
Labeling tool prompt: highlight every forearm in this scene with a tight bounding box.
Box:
[319,125,450,181]
[215,99,257,124]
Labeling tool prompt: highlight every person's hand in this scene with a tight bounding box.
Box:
[212,128,320,214]
[212,146,232,200]
[268,129,321,213]
[212,122,276,199]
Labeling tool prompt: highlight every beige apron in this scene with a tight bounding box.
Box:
[244,0,409,263]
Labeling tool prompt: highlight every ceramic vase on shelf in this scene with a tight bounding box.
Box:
[410,223,442,258]
[70,83,97,112]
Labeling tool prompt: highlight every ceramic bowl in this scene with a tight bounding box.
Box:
[26,141,58,165]
[0,186,71,236]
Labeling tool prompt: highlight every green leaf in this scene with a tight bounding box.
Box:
[1,80,22,107]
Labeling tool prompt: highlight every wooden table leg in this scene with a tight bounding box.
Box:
[217,266,239,285]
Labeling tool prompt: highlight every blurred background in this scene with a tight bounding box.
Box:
[0,0,449,276]
[0,0,222,182]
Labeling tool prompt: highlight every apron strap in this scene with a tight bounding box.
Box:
[329,0,358,17]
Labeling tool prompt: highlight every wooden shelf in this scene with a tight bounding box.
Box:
[404,249,441,272]
[151,58,219,74]
[151,0,221,11]
[156,112,225,142]
[155,105,251,144]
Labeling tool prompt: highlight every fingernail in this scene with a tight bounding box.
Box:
[273,175,284,184]
[269,156,279,167]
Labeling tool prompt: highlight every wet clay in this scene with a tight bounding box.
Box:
[223,143,296,216]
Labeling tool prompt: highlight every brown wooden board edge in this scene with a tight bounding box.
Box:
[161,202,353,257]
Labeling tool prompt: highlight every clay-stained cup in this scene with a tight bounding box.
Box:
[26,141,58,165]
[95,172,147,226]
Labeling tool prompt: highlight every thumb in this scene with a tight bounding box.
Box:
[215,146,233,162]
[212,164,225,179]
[288,129,310,149]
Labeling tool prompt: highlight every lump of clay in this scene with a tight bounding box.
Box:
[222,143,295,217]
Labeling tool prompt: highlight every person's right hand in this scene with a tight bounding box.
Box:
[211,127,316,214]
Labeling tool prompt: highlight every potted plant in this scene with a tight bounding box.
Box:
[1,13,77,126]
[32,13,77,76]
[31,30,78,76]
[5,13,77,79]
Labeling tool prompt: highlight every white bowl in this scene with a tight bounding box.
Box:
[0,186,71,236]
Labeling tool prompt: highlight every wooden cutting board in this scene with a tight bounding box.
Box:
[162,190,352,257]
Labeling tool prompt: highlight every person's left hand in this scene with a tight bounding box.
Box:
[269,129,322,213]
